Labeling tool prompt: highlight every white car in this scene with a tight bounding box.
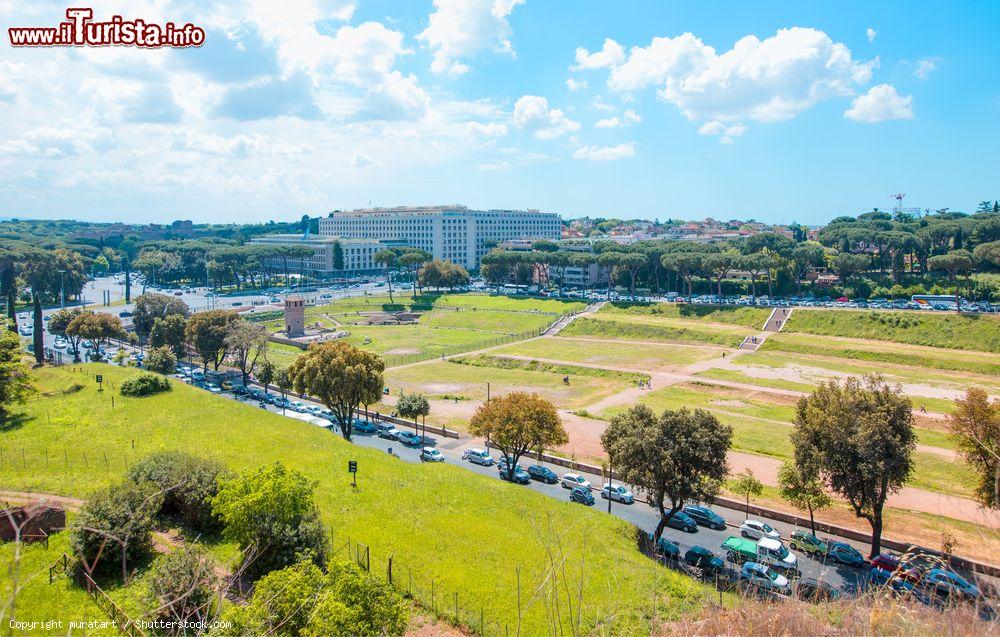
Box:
[740,519,781,541]
[600,484,635,504]
[461,448,494,466]
[204,383,223,394]
[560,473,591,490]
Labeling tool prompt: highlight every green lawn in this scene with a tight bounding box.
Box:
[600,383,798,423]
[600,302,771,328]
[0,364,707,635]
[385,359,636,410]
[492,337,721,371]
[784,309,1000,353]
[561,316,744,348]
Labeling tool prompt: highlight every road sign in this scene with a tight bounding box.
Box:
[96,374,103,391]
[348,460,357,487]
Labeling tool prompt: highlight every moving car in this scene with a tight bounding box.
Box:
[419,447,444,463]
[683,546,725,574]
[740,519,780,541]
[396,430,422,446]
[666,511,699,533]
[600,484,635,504]
[683,505,727,530]
[560,473,591,490]
[461,448,494,466]
[739,562,791,596]
[569,486,595,505]
[822,540,867,567]
[526,464,558,483]
[376,423,399,440]
[789,531,828,557]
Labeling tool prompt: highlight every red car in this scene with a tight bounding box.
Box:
[870,553,920,582]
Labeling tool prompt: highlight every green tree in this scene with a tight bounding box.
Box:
[948,388,1000,509]
[21,248,56,363]
[791,243,826,295]
[928,249,974,310]
[185,309,238,372]
[777,461,832,536]
[70,481,163,580]
[374,249,398,303]
[211,462,328,578]
[395,392,430,435]
[730,469,763,518]
[146,545,219,634]
[469,392,567,480]
[66,312,125,356]
[276,366,292,400]
[791,375,916,557]
[661,252,703,298]
[127,450,228,532]
[602,405,732,541]
[973,240,1000,269]
[832,252,870,286]
[288,342,384,441]
[0,323,33,422]
[257,359,276,395]
[702,251,738,298]
[225,319,269,385]
[144,346,177,374]
[133,292,190,345]
[398,249,431,296]
[150,313,188,356]
[48,307,87,361]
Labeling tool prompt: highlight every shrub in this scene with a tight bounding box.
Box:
[217,561,407,637]
[120,372,172,397]
[146,545,219,634]
[144,346,177,375]
[70,481,163,578]
[211,462,328,579]
[127,451,229,533]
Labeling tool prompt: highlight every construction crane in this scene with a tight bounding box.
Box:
[890,193,905,214]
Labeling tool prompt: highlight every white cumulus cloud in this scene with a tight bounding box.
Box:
[573,142,635,161]
[595,108,641,128]
[418,0,526,74]
[697,120,746,143]
[844,84,914,122]
[572,38,626,70]
[914,58,938,80]
[866,28,877,42]
[605,27,875,127]
[349,153,382,168]
[566,78,588,91]
[513,95,579,139]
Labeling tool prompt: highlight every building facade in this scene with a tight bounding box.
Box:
[249,234,385,277]
[318,205,561,270]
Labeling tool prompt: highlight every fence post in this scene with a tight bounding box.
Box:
[454,592,458,624]
[388,555,393,586]
[431,578,435,614]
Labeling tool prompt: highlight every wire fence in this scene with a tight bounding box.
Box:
[381,324,556,368]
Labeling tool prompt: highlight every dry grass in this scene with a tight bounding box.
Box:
[658,594,998,637]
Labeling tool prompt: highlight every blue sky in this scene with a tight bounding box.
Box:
[1,1,997,225]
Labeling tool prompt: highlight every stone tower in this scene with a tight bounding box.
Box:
[284,295,305,336]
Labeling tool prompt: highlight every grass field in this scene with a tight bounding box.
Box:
[492,337,721,371]
[561,316,744,348]
[599,303,771,328]
[0,364,706,635]
[784,309,1000,353]
[385,358,637,411]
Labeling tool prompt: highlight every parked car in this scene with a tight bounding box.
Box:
[499,463,531,484]
[376,423,399,440]
[666,511,699,533]
[796,577,841,602]
[823,540,867,568]
[739,562,791,596]
[683,505,727,530]
[722,536,799,575]
[740,519,780,541]
[461,448,494,466]
[419,447,445,463]
[653,536,680,561]
[288,401,308,413]
[600,484,635,504]
[569,486,595,506]
[789,531,828,557]
[869,552,921,581]
[683,546,725,574]
[866,568,933,605]
[923,568,981,601]
[353,419,377,434]
[203,383,222,394]
[526,464,558,483]
[396,430,422,446]
[560,473,591,490]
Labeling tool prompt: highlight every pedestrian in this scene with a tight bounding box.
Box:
[722,352,726,359]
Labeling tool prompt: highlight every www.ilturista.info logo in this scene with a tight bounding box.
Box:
[8,8,205,48]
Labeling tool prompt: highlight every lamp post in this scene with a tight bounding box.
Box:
[58,269,66,309]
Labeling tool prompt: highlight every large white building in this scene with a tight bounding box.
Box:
[249,234,387,277]
[318,205,562,270]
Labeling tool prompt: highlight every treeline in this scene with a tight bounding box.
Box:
[482,208,1000,300]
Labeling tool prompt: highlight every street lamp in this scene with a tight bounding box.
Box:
[58,269,66,309]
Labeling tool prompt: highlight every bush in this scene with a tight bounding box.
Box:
[211,462,328,579]
[146,545,219,634]
[70,481,163,578]
[217,561,408,637]
[127,451,229,533]
[120,372,172,397]
[144,346,177,375]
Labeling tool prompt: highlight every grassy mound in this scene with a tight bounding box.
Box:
[450,354,651,383]
[0,364,707,635]
[784,310,1000,353]
[601,303,771,328]
[562,317,744,347]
